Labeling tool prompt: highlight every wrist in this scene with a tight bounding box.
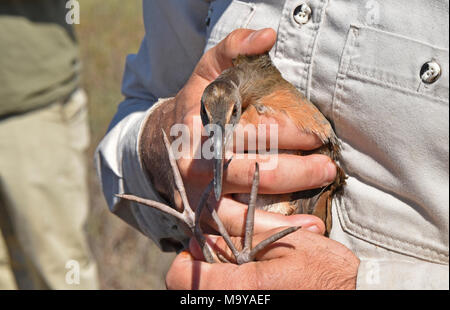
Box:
[139,97,180,208]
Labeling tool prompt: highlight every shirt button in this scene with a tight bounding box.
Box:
[293,3,312,25]
[420,61,441,84]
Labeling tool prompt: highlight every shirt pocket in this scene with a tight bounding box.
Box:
[205,0,256,49]
[332,25,449,264]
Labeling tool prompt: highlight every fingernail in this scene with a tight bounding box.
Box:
[324,162,337,185]
[305,225,322,234]
[179,251,194,260]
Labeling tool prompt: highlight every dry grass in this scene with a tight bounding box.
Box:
[76,0,176,289]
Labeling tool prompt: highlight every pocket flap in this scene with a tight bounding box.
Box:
[346,25,448,102]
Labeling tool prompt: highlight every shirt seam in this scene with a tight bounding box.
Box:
[305,0,329,100]
[346,66,449,103]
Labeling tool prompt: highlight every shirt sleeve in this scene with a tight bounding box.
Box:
[94,0,209,252]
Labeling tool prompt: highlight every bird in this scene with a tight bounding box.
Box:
[118,52,346,264]
[200,52,346,235]
[118,131,301,264]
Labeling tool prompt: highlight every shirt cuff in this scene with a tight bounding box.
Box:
[356,258,449,289]
[95,97,189,252]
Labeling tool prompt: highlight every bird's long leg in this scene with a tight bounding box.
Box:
[117,130,218,263]
[243,162,259,254]
[205,162,302,265]
[192,181,216,263]
[240,164,302,264]
[236,163,301,265]
[194,158,234,262]
[117,132,301,265]
[200,158,242,260]
[161,130,194,226]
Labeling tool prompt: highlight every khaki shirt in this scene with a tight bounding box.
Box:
[95,0,449,289]
[0,0,79,116]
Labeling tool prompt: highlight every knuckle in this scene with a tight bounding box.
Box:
[260,167,277,188]
[302,157,323,187]
[221,28,248,54]
[223,29,240,50]
[182,113,195,126]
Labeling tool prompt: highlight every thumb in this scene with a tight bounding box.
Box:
[194,28,277,82]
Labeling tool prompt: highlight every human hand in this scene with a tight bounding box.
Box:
[140,28,337,217]
[166,220,360,290]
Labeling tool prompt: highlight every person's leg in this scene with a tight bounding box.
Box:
[0,90,98,289]
[0,228,17,290]
[0,195,43,289]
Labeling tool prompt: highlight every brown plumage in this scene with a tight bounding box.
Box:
[201,52,345,235]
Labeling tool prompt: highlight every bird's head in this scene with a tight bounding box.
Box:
[200,80,242,200]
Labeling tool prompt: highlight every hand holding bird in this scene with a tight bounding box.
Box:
[201,52,345,235]
[119,28,359,288]
[136,28,335,237]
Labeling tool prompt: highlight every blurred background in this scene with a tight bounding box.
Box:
[76,0,176,289]
[0,0,175,290]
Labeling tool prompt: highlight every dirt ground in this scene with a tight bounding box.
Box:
[76,0,176,289]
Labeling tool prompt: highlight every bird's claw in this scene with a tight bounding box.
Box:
[117,130,300,264]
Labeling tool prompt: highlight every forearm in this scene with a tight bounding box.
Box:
[95,97,189,252]
[139,97,181,210]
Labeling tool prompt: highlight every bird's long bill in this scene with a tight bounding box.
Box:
[213,125,225,201]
